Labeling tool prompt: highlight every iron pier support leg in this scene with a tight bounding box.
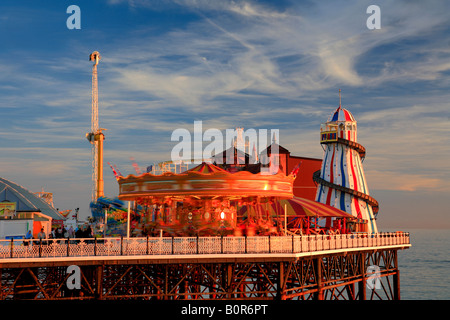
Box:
[315,258,324,300]
[393,250,401,300]
[359,252,367,300]
[0,267,2,300]
[226,264,233,299]
[95,265,103,300]
[276,262,285,300]
[165,265,169,300]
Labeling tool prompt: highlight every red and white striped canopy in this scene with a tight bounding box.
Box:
[328,106,355,122]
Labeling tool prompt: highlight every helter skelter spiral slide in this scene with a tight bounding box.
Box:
[314,91,379,233]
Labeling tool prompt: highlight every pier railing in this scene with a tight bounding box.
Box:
[0,232,410,260]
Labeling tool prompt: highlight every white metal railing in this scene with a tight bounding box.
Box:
[0,232,410,260]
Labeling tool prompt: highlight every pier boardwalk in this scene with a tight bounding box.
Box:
[0,232,410,300]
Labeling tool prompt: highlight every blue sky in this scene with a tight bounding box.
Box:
[0,0,449,229]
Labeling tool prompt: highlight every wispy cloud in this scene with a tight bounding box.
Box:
[1,0,450,218]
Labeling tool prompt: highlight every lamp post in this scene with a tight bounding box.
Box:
[104,208,107,237]
[127,201,131,239]
[284,203,287,236]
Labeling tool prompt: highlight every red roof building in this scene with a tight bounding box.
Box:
[260,143,322,201]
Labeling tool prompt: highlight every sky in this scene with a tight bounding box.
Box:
[0,0,449,229]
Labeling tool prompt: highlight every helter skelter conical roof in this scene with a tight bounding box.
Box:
[117,162,295,201]
[327,106,355,122]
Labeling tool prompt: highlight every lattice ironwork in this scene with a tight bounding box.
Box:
[0,248,404,300]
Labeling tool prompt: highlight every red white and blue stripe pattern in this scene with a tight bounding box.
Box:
[328,106,355,122]
[316,107,378,233]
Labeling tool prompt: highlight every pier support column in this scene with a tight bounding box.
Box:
[276,262,285,300]
[95,265,103,300]
[393,270,401,300]
[226,264,233,299]
[315,258,324,300]
[164,264,169,300]
[0,268,2,300]
[359,252,367,300]
[393,250,401,300]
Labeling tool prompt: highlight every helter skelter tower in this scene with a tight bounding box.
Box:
[314,91,379,233]
[86,51,105,202]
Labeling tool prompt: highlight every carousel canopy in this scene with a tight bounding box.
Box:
[274,196,354,218]
[118,162,295,201]
[240,196,355,219]
[186,162,228,174]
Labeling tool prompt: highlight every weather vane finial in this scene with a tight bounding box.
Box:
[339,89,341,108]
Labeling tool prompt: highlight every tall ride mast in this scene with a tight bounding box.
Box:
[86,51,105,202]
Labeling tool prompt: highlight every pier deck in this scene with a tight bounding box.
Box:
[0,232,410,300]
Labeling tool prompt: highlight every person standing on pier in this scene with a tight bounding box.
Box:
[37,228,46,240]
[24,230,32,246]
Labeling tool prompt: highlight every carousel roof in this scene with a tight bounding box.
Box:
[240,196,354,219]
[186,162,227,174]
[275,196,355,218]
[117,162,295,201]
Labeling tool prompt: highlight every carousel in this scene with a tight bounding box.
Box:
[116,162,355,237]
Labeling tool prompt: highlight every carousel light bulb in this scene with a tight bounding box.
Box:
[220,211,225,220]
